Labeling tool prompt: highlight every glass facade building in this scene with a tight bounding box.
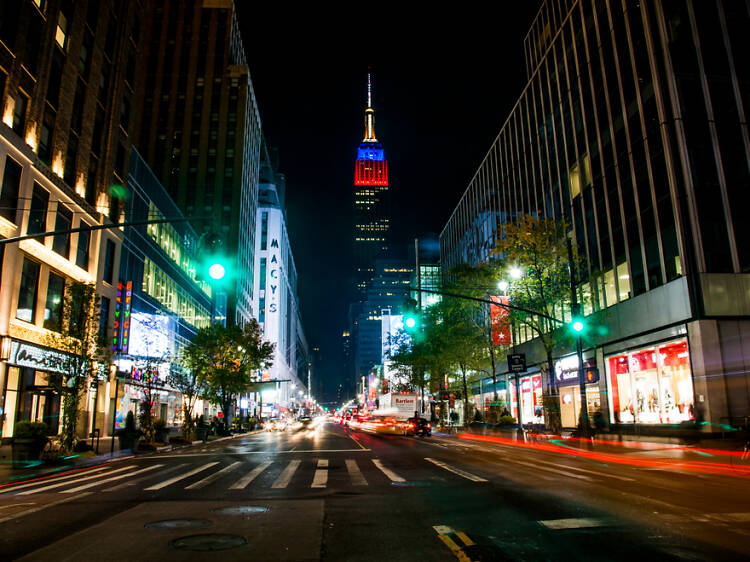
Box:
[441,0,750,429]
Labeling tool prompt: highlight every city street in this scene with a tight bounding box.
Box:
[0,422,748,561]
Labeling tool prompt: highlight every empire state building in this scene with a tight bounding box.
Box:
[353,72,390,296]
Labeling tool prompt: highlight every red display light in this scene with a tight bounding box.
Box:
[354,159,389,186]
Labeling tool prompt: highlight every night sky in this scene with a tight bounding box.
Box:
[238,3,542,401]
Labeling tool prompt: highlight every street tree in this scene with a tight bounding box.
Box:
[494,215,585,431]
[169,363,206,440]
[184,320,274,429]
[43,281,110,452]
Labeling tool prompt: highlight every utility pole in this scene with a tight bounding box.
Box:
[567,238,589,434]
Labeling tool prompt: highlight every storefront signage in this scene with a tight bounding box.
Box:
[112,281,133,353]
[554,355,597,387]
[508,353,526,373]
[8,341,71,374]
[392,394,417,414]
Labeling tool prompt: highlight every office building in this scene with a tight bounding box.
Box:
[0,0,144,438]
[441,0,750,429]
[137,0,263,326]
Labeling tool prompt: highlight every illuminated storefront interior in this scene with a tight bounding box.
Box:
[606,338,694,424]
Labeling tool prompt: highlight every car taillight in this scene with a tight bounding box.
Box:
[409,423,415,428]
[427,424,431,428]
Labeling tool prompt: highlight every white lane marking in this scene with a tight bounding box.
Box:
[153,448,370,458]
[509,459,593,481]
[425,458,488,482]
[433,525,455,535]
[346,459,368,486]
[144,462,219,491]
[539,518,609,530]
[185,461,242,490]
[708,513,750,523]
[372,459,406,482]
[62,464,163,493]
[104,463,186,491]
[553,462,635,482]
[0,466,111,495]
[311,459,328,488]
[271,460,301,489]
[0,492,92,524]
[18,466,136,495]
[229,461,272,490]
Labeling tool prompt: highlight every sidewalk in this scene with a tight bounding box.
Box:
[0,430,259,486]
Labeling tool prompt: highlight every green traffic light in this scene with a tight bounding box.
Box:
[405,316,416,328]
[572,320,584,332]
[209,263,226,280]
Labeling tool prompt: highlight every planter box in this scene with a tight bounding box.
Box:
[11,438,46,466]
[117,434,141,452]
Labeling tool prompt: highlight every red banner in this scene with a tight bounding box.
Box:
[490,296,511,346]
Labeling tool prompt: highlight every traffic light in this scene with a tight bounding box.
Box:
[569,303,585,334]
[402,298,419,331]
[571,318,585,333]
[200,233,228,283]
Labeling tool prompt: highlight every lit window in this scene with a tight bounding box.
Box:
[56,12,68,49]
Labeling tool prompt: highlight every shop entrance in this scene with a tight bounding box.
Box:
[559,385,600,428]
[15,368,60,434]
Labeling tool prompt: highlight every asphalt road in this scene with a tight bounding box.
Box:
[0,422,748,561]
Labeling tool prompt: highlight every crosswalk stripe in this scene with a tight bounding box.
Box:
[346,459,368,486]
[185,462,242,490]
[425,458,488,482]
[271,460,301,488]
[144,462,219,490]
[311,459,328,488]
[539,518,608,530]
[554,462,635,482]
[0,466,111,495]
[18,466,136,495]
[508,459,593,481]
[229,461,272,490]
[372,459,405,482]
[104,463,186,491]
[62,464,163,493]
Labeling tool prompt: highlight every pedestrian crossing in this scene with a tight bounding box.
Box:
[0,456,491,497]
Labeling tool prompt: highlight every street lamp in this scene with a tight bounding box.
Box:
[497,280,509,293]
[509,266,523,280]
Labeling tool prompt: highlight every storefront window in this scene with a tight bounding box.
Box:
[512,374,544,424]
[606,338,694,424]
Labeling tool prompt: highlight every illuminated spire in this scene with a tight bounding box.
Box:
[364,70,377,142]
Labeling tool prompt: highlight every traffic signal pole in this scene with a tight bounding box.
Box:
[567,238,589,435]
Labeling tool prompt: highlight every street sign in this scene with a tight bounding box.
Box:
[508,353,526,373]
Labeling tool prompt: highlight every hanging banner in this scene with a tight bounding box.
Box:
[490,296,511,346]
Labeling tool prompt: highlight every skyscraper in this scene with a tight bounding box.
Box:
[136,0,262,326]
[353,71,389,297]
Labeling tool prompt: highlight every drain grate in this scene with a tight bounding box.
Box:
[212,505,269,515]
[145,519,212,530]
[170,533,247,552]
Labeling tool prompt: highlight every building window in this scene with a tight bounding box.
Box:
[52,205,72,258]
[103,238,115,284]
[16,258,40,323]
[38,108,55,165]
[55,10,68,49]
[12,92,28,135]
[260,211,268,250]
[27,183,49,235]
[99,296,110,341]
[44,272,65,331]
[76,226,90,270]
[0,156,22,223]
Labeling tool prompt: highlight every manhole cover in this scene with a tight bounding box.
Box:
[212,505,269,515]
[170,533,247,551]
[145,519,212,530]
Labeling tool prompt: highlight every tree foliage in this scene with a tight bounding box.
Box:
[183,320,274,426]
[43,281,109,451]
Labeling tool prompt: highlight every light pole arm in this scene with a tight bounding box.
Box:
[408,286,565,326]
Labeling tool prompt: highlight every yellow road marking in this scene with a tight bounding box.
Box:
[455,531,475,546]
[433,525,474,562]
